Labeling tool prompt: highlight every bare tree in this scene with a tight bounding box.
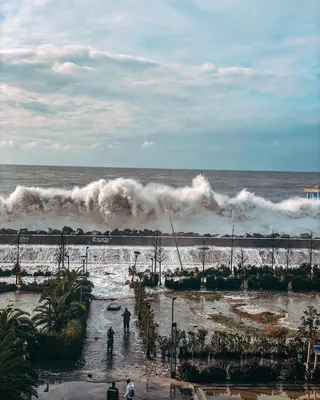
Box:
[239,242,248,269]
[197,241,209,285]
[54,232,67,277]
[230,225,235,274]
[269,231,277,269]
[13,232,21,285]
[285,237,293,271]
[149,236,167,285]
[307,231,315,279]
[157,236,167,285]
[150,237,159,274]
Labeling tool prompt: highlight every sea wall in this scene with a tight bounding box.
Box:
[0,234,319,249]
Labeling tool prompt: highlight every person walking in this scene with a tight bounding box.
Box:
[107,382,119,400]
[107,327,115,354]
[121,308,131,333]
[123,379,134,399]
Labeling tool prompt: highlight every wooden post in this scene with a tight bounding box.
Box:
[307,340,312,367]
[313,353,318,370]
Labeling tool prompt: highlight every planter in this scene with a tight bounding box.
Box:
[20,284,46,293]
[0,284,16,293]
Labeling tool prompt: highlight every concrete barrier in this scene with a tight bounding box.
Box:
[0,234,319,249]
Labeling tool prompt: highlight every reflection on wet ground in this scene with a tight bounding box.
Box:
[202,388,320,400]
[154,291,320,335]
[2,290,320,382]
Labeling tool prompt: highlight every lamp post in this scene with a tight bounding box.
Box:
[170,297,177,379]
[46,297,51,333]
[85,246,89,274]
[146,302,151,358]
[81,256,86,275]
[133,250,140,282]
[198,242,209,287]
[15,231,21,285]
[144,297,154,358]
[134,251,140,269]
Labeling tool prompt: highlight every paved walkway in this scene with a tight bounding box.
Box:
[35,378,195,399]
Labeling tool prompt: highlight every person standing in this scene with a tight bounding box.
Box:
[107,382,119,400]
[107,327,115,354]
[121,308,131,333]
[123,379,134,399]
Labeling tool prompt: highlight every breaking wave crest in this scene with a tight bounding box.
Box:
[0,175,319,234]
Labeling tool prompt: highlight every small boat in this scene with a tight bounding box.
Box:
[107,303,121,311]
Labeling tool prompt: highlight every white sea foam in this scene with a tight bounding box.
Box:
[1,245,319,298]
[0,175,319,234]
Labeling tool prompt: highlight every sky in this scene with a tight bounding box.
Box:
[0,0,319,171]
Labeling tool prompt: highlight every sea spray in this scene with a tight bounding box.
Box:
[0,175,319,234]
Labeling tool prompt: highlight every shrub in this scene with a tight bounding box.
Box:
[165,277,201,290]
[229,361,279,383]
[281,358,305,382]
[206,276,242,290]
[199,365,227,383]
[178,361,200,382]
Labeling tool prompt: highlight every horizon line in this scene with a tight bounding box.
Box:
[0,163,319,174]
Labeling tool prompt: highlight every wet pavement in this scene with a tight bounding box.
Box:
[34,379,194,399]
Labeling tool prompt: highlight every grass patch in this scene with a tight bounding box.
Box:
[231,303,285,324]
[208,314,263,336]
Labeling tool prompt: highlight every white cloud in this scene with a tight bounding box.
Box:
[0,140,15,149]
[0,0,318,167]
[141,141,154,148]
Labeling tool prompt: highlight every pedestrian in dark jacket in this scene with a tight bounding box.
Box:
[107,327,115,354]
[121,308,131,332]
[107,382,119,400]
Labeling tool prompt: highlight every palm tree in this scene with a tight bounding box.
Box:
[41,268,93,306]
[0,307,35,345]
[32,294,86,334]
[0,332,38,399]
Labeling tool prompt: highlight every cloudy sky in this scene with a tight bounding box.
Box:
[0,0,319,171]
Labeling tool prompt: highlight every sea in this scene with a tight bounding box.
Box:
[0,165,319,298]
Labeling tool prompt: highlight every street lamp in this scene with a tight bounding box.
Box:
[170,297,177,379]
[198,242,209,287]
[144,297,154,358]
[134,251,141,268]
[45,297,51,333]
[85,246,89,274]
[81,256,86,274]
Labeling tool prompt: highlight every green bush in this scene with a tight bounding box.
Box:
[206,276,242,290]
[199,365,227,383]
[280,358,306,382]
[178,361,200,382]
[165,277,201,290]
[229,361,279,383]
